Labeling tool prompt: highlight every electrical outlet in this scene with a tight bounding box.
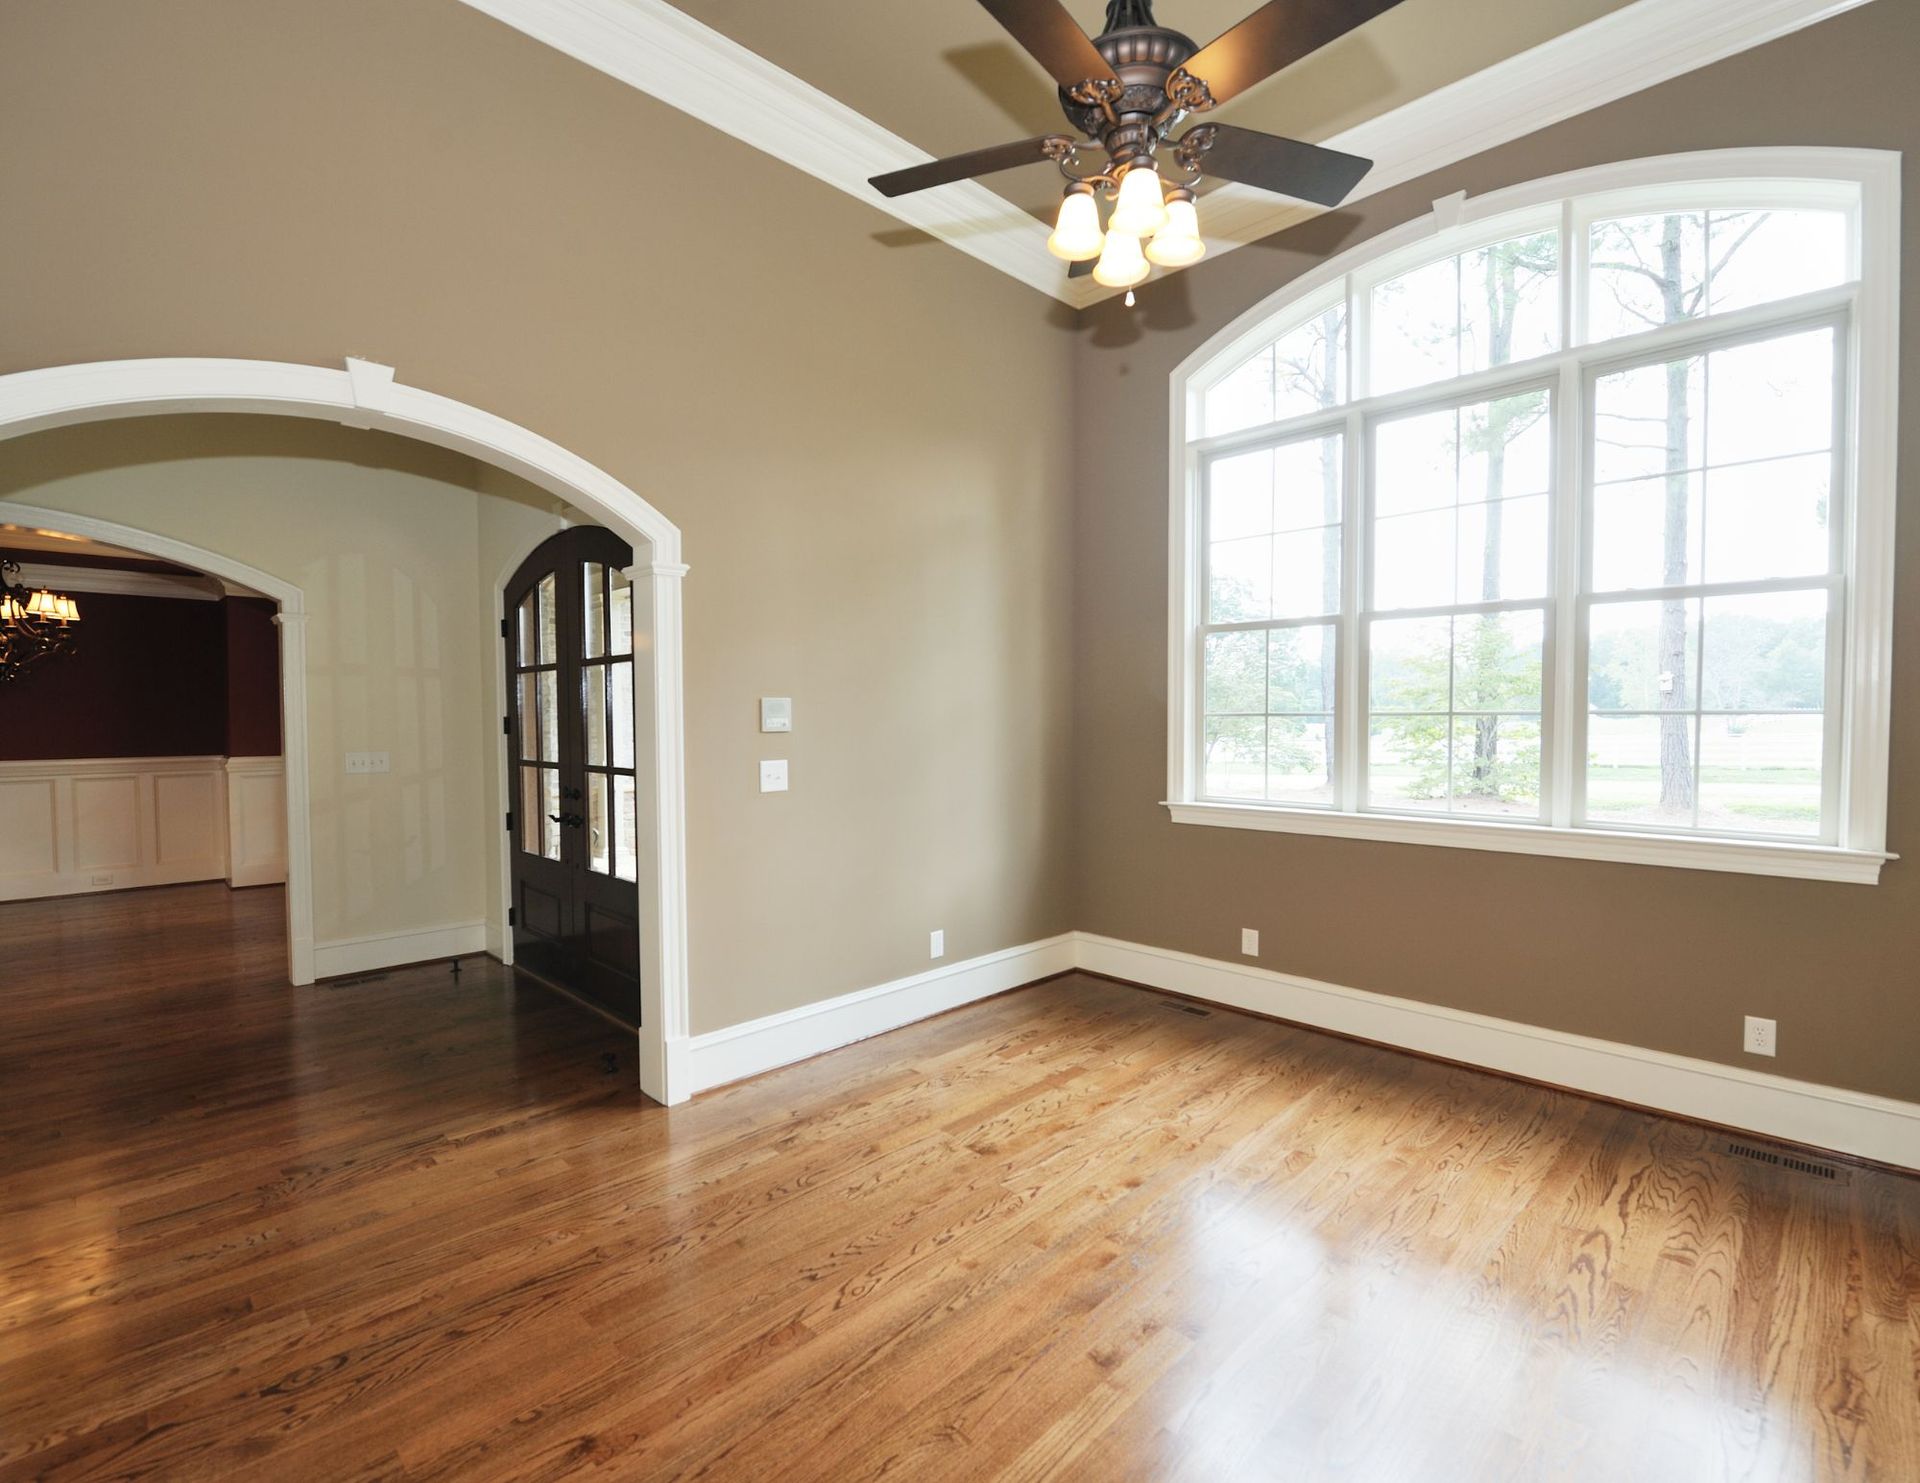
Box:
[1241,927,1260,957]
[759,759,789,793]
[91,874,114,886]
[930,929,945,960]
[1743,1015,1777,1057]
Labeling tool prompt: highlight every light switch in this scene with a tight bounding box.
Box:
[345,751,390,775]
[759,759,789,793]
[760,697,793,733]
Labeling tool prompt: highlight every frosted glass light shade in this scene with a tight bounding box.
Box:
[1046,185,1104,262]
[1109,164,1168,236]
[1092,230,1150,289]
[1146,192,1206,267]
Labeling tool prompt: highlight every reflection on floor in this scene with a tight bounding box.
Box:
[2,883,1915,1480]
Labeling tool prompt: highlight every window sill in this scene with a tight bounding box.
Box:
[1163,801,1893,885]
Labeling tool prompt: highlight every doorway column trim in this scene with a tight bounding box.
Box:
[0,356,694,1105]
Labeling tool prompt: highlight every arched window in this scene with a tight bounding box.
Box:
[1166,149,1899,883]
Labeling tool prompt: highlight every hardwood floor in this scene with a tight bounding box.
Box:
[2,885,1915,1481]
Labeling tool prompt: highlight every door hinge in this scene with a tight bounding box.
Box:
[503,715,511,737]
[508,907,516,927]
[505,811,514,833]
[500,616,510,639]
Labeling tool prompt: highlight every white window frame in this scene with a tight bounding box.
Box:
[1166,149,1901,885]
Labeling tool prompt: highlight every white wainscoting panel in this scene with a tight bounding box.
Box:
[156,769,222,866]
[0,756,231,900]
[224,756,288,888]
[0,777,59,880]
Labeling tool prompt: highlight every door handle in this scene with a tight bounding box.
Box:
[549,812,586,828]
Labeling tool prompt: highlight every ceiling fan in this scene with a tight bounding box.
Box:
[870,0,1404,294]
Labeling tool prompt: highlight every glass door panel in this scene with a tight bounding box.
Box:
[506,530,642,1024]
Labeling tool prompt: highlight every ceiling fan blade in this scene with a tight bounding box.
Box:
[869,135,1067,198]
[1185,123,1372,207]
[975,0,1117,91]
[1068,256,1096,278]
[1181,0,1407,107]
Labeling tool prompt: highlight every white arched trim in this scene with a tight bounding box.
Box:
[1164,147,1901,885]
[0,357,692,1105]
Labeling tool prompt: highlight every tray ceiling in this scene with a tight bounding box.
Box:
[460,0,1882,305]
[670,0,1637,225]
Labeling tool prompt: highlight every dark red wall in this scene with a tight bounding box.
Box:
[0,592,281,761]
[224,598,282,756]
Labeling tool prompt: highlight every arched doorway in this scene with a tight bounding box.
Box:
[0,357,691,1105]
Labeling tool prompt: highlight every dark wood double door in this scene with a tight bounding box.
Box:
[506,527,643,1026]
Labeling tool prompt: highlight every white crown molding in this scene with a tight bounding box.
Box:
[9,561,224,602]
[457,0,1878,309]
[455,0,1072,302]
[0,753,229,779]
[1191,0,1884,270]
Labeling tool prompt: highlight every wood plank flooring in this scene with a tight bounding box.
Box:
[2,884,1915,1481]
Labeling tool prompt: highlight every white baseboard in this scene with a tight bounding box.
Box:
[1074,933,1920,1171]
[686,933,1078,1094]
[0,859,228,902]
[311,920,489,979]
[679,927,1916,1170]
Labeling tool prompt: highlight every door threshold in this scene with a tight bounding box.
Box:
[510,962,638,1034]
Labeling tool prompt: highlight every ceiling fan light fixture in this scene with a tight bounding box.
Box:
[1092,229,1150,289]
[1047,182,1105,261]
[1145,187,1206,267]
[1109,161,1169,237]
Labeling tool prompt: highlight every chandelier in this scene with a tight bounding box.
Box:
[0,554,82,684]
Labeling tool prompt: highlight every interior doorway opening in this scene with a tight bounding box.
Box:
[0,518,294,957]
[503,526,644,1028]
[0,357,691,1105]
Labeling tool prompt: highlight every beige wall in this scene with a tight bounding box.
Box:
[0,0,1077,1035]
[1070,0,1920,1104]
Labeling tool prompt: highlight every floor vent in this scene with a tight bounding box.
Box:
[326,972,390,989]
[1162,1001,1211,1017]
[1727,1141,1840,1180]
